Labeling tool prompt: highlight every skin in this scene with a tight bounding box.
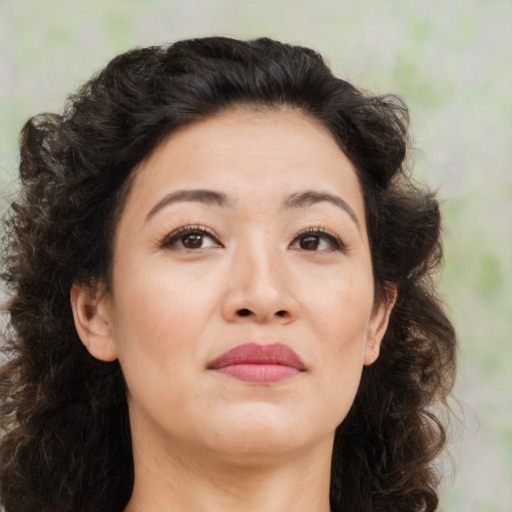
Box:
[71,107,395,512]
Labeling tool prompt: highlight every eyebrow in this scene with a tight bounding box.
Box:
[146,188,360,229]
[284,191,360,229]
[145,189,229,221]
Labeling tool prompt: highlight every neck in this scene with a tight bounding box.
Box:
[124,432,334,512]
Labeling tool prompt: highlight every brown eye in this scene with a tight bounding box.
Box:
[161,226,221,250]
[290,229,344,252]
[300,236,320,250]
[182,233,204,249]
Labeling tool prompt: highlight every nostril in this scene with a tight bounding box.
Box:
[237,308,252,317]
[276,310,287,317]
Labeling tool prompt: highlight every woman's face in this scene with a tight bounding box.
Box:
[74,107,393,464]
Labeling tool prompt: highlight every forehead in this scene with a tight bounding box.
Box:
[124,106,366,223]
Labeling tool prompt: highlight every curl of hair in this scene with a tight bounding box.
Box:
[0,37,456,512]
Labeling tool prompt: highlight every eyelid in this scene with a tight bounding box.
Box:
[158,224,345,251]
[159,224,222,249]
[291,227,346,251]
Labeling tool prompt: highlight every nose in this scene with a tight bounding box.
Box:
[220,241,299,324]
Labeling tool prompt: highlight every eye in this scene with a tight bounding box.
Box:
[290,229,344,252]
[160,226,221,250]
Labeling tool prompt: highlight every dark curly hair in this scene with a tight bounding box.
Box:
[0,37,456,512]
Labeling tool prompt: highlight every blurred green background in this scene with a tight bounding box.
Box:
[1,1,511,510]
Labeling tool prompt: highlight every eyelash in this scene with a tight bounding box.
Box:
[159,225,346,252]
[291,228,346,252]
[159,225,221,250]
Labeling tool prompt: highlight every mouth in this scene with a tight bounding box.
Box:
[208,343,306,384]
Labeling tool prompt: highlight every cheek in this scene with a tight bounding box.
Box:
[109,268,217,425]
[109,257,234,414]
[113,254,219,331]
[301,265,374,414]
[303,264,375,344]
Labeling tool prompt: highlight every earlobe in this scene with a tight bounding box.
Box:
[364,284,397,366]
[70,282,118,362]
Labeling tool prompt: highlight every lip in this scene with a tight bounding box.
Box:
[208,343,306,384]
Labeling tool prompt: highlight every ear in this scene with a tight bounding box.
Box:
[364,284,397,366]
[70,282,118,362]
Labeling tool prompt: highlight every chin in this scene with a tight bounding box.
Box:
[200,405,336,462]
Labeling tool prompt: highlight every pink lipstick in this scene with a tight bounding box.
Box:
[208,343,305,384]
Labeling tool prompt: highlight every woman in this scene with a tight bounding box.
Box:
[0,37,456,512]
